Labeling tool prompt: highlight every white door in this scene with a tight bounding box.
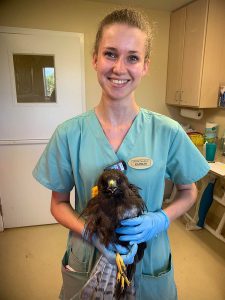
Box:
[0,27,85,229]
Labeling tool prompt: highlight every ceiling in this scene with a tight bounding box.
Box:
[85,0,192,11]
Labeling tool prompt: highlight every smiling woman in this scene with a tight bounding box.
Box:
[32,8,210,300]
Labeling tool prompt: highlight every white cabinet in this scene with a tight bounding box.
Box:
[166,0,225,108]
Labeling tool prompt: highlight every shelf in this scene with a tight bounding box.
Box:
[185,211,225,243]
[168,174,225,243]
[204,222,225,243]
[214,195,225,207]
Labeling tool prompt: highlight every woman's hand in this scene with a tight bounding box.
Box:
[116,183,197,245]
[116,210,170,244]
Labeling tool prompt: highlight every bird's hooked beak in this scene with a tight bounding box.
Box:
[107,179,118,194]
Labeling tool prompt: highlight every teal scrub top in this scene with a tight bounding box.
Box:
[33,108,209,299]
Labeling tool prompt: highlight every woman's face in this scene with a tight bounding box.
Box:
[93,23,149,102]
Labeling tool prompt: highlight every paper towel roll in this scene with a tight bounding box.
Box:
[180,108,203,120]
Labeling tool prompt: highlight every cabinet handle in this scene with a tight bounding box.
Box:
[180,90,184,102]
[175,91,179,102]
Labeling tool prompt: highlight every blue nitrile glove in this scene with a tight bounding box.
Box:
[116,210,170,244]
[82,229,138,265]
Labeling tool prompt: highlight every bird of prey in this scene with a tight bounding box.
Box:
[80,169,147,299]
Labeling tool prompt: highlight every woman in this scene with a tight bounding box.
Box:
[33,8,209,300]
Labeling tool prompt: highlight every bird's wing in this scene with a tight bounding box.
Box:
[79,255,135,300]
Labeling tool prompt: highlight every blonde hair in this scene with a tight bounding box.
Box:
[93,8,152,62]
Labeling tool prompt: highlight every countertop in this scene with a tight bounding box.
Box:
[197,145,225,177]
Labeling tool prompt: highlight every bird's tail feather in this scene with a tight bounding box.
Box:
[79,255,135,300]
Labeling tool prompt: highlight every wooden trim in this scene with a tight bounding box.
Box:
[0,139,49,145]
[0,197,4,232]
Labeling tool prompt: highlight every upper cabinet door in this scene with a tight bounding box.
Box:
[181,0,208,107]
[166,0,225,108]
[200,0,225,108]
[166,7,186,105]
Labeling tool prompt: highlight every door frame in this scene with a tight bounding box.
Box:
[0,197,4,232]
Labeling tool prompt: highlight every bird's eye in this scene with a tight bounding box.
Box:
[117,178,122,185]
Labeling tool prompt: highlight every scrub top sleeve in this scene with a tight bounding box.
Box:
[165,124,210,184]
[33,125,75,193]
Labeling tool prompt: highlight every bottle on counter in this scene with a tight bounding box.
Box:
[204,122,218,143]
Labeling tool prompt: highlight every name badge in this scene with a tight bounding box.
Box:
[128,157,153,169]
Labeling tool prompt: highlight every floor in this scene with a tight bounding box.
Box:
[0,219,225,300]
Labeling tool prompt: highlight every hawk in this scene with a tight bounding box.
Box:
[80,169,147,299]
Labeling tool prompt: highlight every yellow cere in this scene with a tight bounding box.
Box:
[109,179,116,187]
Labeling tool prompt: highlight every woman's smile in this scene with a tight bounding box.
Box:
[108,78,130,87]
[110,79,129,85]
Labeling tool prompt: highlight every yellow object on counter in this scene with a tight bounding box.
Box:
[187,132,204,146]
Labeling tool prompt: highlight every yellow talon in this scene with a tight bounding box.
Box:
[121,276,125,290]
[120,256,126,272]
[116,253,131,287]
[116,253,123,273]
[123,273,130,286]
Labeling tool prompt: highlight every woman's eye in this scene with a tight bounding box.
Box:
[128,55,139,63]
[104,51,117,59]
